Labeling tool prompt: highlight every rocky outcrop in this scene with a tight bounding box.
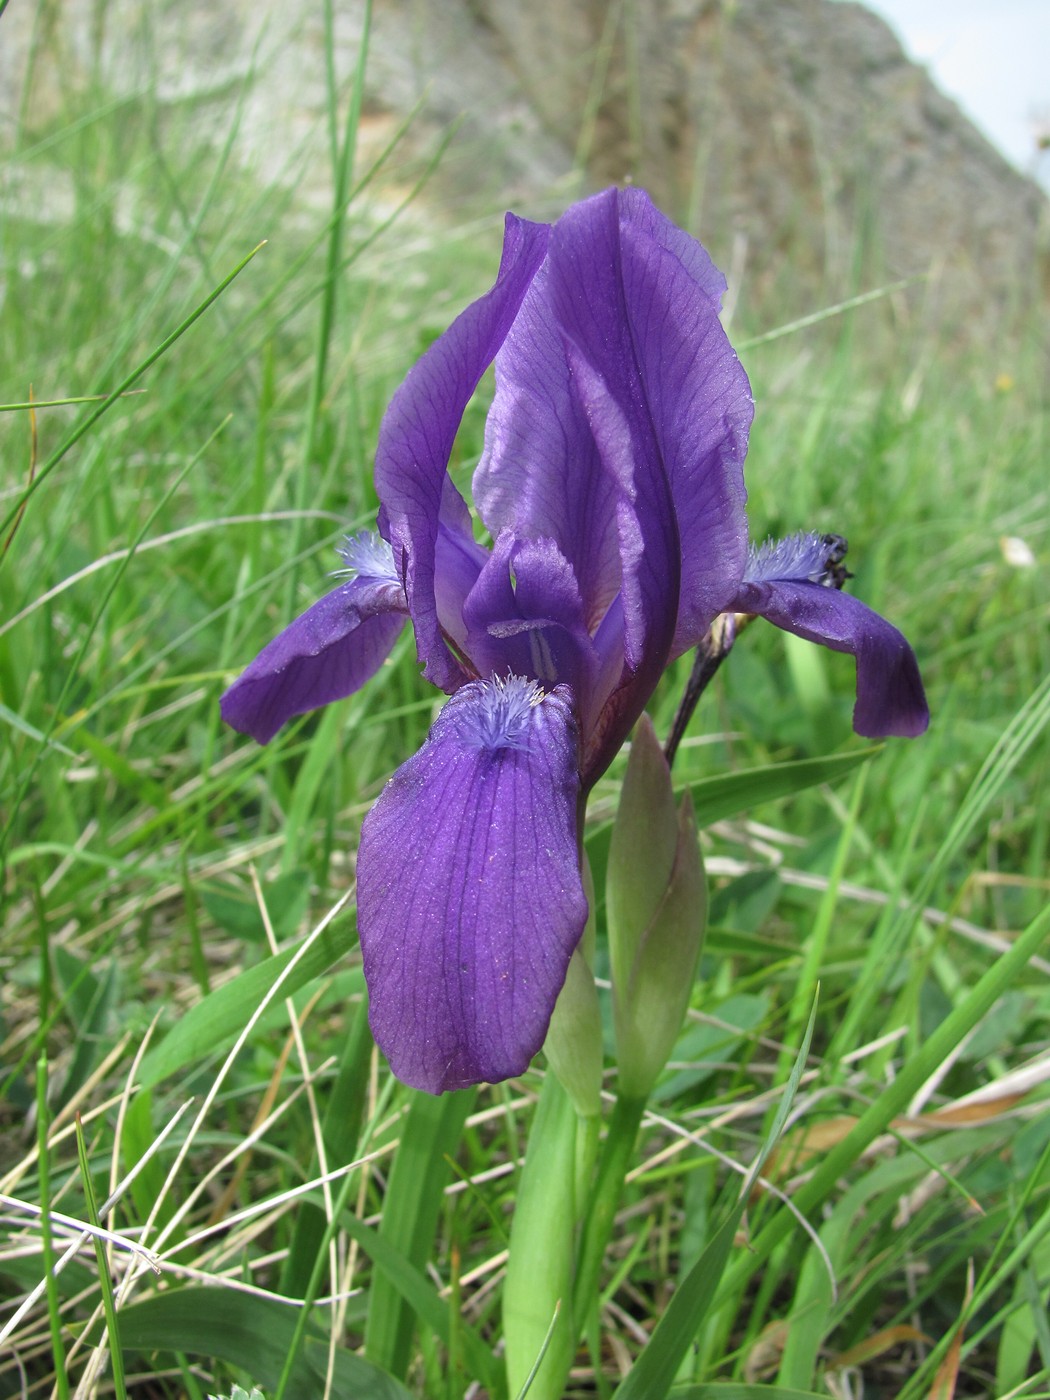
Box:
[474,0,1048,330]
[2,0,1044,335]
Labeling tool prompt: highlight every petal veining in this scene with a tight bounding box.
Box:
[474,259,624,632]
[613,188,753,652]
[357,680,587,1094]
[374,213,550,693]
[473,189,754,782]
[461,533,600,708]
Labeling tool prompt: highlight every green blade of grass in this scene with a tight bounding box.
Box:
[668,1387,829,1399]
[0,245,265,545]
[1,416,233,868]
[363,1088,477,1382]
[340,1202,502,1394]
[74,1113,128,1400]
[735,278,918,351]
[611,999,819,1399]
[731,897,1050,1295]
[0,392,147,412]
[36,1055,71,1400]
[136,918,349,1088]
[87,1288,413,1400]
[828,669,1050,1064]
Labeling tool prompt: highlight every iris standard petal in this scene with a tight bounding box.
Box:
[731,576,930,738]
[476,189,752,663]
[357,678,587,1094]
[474,256,624,634]
[374,214,550,694]
[614,188,753,653]
[477,189,678,671]
[220,574,407,744]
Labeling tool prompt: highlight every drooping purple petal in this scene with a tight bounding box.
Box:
[357,678,587,1094]
[221,536,407,744]
[732,534,929,737]
[375,214,550,694]
[614,188,753,653]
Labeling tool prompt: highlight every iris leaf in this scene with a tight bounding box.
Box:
[680,748,877,828]
[363,1089,480,1382]
[611,999,818,1399]
[86,1289,411,1400]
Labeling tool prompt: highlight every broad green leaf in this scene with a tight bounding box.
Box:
[364,1088,477,1383]
[89,1288,411,1400]
[53,945,120,1108]
[200,869,312,944]
[587,750,875,869]
[681,749,876,828]
[281,998,374,1296]
[76,726,170,807]
[340,1204,501,1394]
[653,993,771,1104]
[0,1254,95,1298]
[708,871,783,936]
[503,1072,578,1400]
[121,1090,177,1235]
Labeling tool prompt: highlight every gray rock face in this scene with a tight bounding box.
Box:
[467,0,1046,330]
[2,0,1044,334]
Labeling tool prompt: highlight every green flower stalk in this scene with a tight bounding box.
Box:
[608,715,707,1099]
[503,1073,578,1400]
[544,859,602,1121]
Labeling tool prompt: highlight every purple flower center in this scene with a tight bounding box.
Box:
[745,531,844,586]
[456,675,546,753]
[336,531,400,583]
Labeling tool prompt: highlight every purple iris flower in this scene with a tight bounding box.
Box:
[221,188,928,1094]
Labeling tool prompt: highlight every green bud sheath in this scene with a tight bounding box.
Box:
[608,714,707,1098]
[607,715,679,948]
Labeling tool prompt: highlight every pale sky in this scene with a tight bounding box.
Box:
[858,0,1048,181]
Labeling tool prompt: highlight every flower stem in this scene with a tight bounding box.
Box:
[664,614,737,767]
[504,1073,578,1400]
[574,1110,601,1220]
[572,1092,647,1327]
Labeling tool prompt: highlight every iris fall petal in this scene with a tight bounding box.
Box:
[221,189,927,1093]
[732,576,929,738]
[357,679,587,1094]
[220,575,408,744]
